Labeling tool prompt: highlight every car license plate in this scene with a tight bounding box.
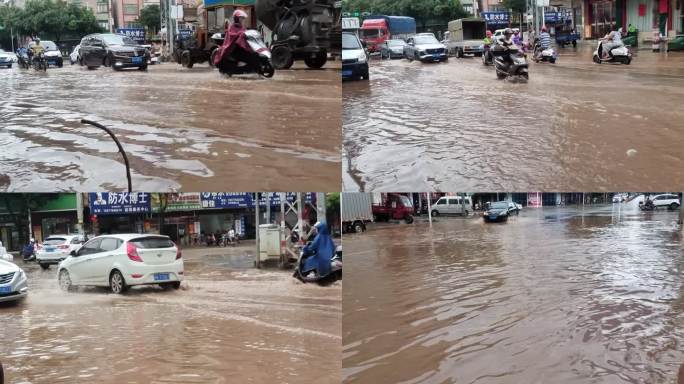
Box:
[154,273,169,281]
[489,215,497,220]
[45,247,55,252]
[132,56,142,64]
[0,286,12,294]
[342,70,353,77]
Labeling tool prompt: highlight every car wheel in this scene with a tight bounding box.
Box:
[354,223,364,233]
[405,215,414,224]
[103,55,111,67]
[59,269,73,292]
[670,202,679,210]
[457,48,464,58]
[109,270,128,294]
[39,263,49,270]
[138,65,148,71]
[431,210,439,217]
[464,210,470,216]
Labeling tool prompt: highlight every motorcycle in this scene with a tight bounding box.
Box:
[533,41,557,64]
[639,199,656,211]
[593,40,632,65]
[293,244,342,285]
[32,52,47,72]
[493,45,529,81]
[215,30,275,78]
[16,50,31,69]
[21,242,36,262]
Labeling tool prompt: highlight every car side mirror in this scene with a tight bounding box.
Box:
[361,40,367,48]
[70,250,77,256]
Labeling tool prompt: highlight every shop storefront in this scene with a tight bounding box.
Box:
[585,0,618,38]
[30,193,78,242]
[88,192,151,235]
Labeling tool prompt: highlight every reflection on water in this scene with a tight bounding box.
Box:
[343,204,684,384]
[2,249,341,383]
[343,46,684,191]
[0,64,341,191]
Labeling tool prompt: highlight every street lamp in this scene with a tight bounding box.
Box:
[80,119,132,192]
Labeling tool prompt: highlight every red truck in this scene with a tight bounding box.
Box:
[372,193,414,223]
[360,16,416,53]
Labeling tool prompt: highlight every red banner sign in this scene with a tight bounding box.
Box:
[638,3,646,16]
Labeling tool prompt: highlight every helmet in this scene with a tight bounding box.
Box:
[34,38,40,43]
[503,28,513,36]
[232,10,248,19]
[486,30,492,37]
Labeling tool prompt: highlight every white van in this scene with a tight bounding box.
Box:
[431,196,473,216]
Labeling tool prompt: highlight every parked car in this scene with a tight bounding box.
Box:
[492,28,520,43]
[431,196,472,216]
[57,234,183,294]
[483,201,510,223]
[648,193,681,209]
[0,49,13,68]
[29,40,63,67]
[69,44,80,65]
[508,202,522,214]
[380,39,407,59]
[342,32,369,80]
[0,259,28,303]
[612,193,628,203]
[79,33,150,71]
[404,33,447,62]
[36,234,86,270]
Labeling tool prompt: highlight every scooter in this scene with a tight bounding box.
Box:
[21,242,36,262]
[593,40,632,65]
[16,50,30,69]
[293,244,342,285]
[493,45,529,81]
[215,30,275,78]
[639,199,656,211]
[31,52,47,72]
[533,42,557,64]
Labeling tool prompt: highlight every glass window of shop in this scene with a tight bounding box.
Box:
[41,217,76,239]
[592,0,616,37]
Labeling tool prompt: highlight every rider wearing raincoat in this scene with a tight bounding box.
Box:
[302,222,334,278]
[213,9,260,72]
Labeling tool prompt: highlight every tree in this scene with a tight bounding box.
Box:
[2,0,100,43]
[136,4,160,35]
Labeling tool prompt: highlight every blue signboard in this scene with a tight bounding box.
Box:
[116,28,146,43]
[178,29,193,39]
[199,193,314,209]
[544,12,559,23]
[482,12,510,26]
[89,192,151,215]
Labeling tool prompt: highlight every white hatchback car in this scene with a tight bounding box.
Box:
[58,234,183,294]
[649,193,681,209]
[36,234,86,269]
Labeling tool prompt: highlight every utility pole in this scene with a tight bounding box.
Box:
[316,193,327,224]
[255,192,260,268]
[427,195,433,226]
[679,193,684,225]
[76,193,84,235]
[265,192,271,224]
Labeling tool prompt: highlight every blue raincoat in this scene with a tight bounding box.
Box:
[302,223,334,277]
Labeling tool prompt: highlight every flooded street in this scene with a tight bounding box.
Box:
[0,63,341,191]
[1,246,341,384]
[343,43,684,191]
[343,201,684,383]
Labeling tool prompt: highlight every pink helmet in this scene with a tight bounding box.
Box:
[233,9,248,19]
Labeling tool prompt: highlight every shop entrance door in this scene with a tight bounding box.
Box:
[593,0,616,37]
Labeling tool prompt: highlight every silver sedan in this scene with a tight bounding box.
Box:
[0,259,28,303]
[380,39,407,59]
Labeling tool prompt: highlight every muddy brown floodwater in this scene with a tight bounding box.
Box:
[343,202,684,384]
[1,246,341,384]
[343,43,684,191]
[0,62,341,192]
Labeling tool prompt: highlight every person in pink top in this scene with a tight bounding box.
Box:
[213,10,260,72]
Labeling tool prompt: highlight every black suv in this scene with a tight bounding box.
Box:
[79,33,150,71]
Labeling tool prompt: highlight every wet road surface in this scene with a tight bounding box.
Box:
[343,201,684,383]
[1,246,341,383]
[0,62,341,192]
[343,43,684,191]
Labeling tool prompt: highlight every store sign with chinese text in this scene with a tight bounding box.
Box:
[482,12,510,26]
[89,192,151,215]
[116,28,146,43]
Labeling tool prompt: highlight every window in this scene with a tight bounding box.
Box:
[124,3,138,15]
[131,236,175,249]
[78,238,102,256]
[97,3,108,13]
[99,238,121,252]
[437,199,446,205]
[71,237,86,245]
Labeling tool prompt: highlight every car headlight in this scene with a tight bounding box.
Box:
[18,269,26,281]
[419,50,426,55]
[357,53,367,63]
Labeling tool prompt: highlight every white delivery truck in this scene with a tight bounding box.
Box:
[342,193,373,233]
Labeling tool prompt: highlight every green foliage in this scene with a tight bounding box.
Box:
[136,4,160,34]
[0,0,101,44]
[341,0,469,27]
[501,0,526,13]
